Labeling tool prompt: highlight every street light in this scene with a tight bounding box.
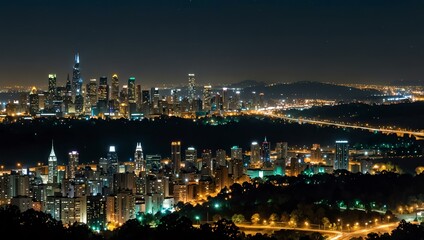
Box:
[338,219,343,232]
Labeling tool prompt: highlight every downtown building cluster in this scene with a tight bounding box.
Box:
[5,53,261,119]
[0,136,361,230]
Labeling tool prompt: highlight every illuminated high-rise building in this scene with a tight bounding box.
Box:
[134,142,145,176]
[97,76,109,115]
[188,73,195,103]
[261,137,271,166]
[216,149,226,167]
[48,74,57,96]
[185,147,197,163]
[72,53,81,97]
[202,85,212,112]
[334,140,349,170]
[128,77,136,103]
[86,79,98,108]
[231,146,242,160]
[98,76,108,101]
[250,141,261,168]
[29,87,39,116]
[107,146,119,175]
[67,151,79,179]
[171,141,181,174]
[71,53,84,113]
[201,149,213,175]
[48,140,58,184]
[111,74,119,101]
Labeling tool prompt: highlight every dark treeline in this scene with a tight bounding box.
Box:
[286,101,424,130]
[0,205,320,240]
[0,115,416,168]
[178,171,424,227]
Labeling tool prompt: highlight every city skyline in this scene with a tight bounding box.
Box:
[1,0,424,88]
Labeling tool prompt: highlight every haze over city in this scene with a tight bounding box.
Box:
[1,0,424,88]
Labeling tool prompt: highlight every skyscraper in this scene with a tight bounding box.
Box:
[171,141,181,174]
[97,76,109,115]
[188,73,195,103]
[67,151,79,179]
[72,53,81,98]
[230,146,242,160]
[29,87,39,116]
[202,85,212,112]
[48,140,58,184]
[261,137,271,167]
[107,146,118,175]
[334,140,349,170]
[250,141,261,168]
[87,79,98,107]
[110,74,119,101]
[72,53,84,113]
[48,74,57,96]
[128,77,136,103]
[134,142,145,176]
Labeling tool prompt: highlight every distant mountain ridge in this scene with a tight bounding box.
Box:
[238,81,381,100]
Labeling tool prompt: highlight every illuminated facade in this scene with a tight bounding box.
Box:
[134,142,145,176]
[67,151,79,179]
[334,140,349,170]
[171,141,181,174]
[48,141,58,184]
[188,73,196,104]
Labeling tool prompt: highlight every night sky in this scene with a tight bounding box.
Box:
[0,0,423,88]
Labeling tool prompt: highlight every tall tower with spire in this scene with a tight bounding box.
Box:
[134,142,145,176]
[72,53,84,113]
[48,140,58,184]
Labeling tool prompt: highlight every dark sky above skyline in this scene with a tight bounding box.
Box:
[0,0,423,89]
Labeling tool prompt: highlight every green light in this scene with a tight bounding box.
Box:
[214,203,220,209]
[195,216,200,220]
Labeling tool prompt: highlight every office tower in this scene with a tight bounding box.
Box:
[311,144,322,162]
[221,87,228,110]
[250,141,261,168]
[202,85,212,112]
[98,76,108,101]
[136,85,142,106]
[111,74,119,101]
[86,195,107,230]
[142,90,150,104]
[216,149,226,167]
[134,142,145,176]
[72,53,84,112]
[128,77,136,103]
[29,87,39,116]
[107,146,119,175]
[86,79,98,110]
[72,53,81,98]
[48,141,58,184]
[188,73,196,103]
[113,172,137,194]
[231,146,242,160]
[97,76,109,115]
[334,140,349,170]
[201,149,212,175]
[151,87,160,110]
[48,74,57,96]
[171,141,182,174]
[67,151,79,179]
[9,174,30,197]
[185,147,197,162]
[261,137,271,166]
